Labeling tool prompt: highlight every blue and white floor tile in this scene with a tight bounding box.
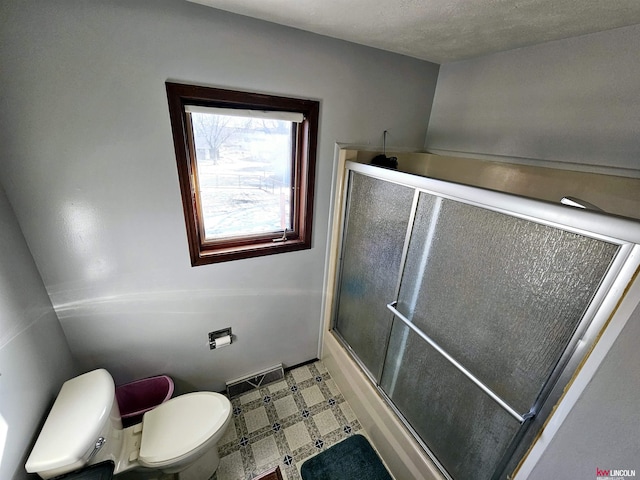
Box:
[213,361,362,480]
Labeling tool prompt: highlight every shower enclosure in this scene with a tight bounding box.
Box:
[331,160,640,480]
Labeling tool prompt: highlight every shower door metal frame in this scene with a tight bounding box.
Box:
[330,160,640,480]
[331,168,420,382]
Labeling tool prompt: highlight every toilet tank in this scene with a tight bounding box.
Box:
[25,369,123,479]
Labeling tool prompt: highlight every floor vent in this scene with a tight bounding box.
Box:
[226,364,285,398]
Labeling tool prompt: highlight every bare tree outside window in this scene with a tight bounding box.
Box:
[192,112,250,164]
[191,112,293,240]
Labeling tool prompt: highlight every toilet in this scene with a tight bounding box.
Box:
[25,369,232,479]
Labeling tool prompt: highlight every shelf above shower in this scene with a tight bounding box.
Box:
[340,147,640,222]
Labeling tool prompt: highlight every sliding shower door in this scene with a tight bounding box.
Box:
[380,192,618,479]
[331,161,637,480]
[333,171,415,380]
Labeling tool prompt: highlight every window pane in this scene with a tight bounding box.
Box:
[191,112,293,240]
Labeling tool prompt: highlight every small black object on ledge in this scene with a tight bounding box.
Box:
[370,130,398,169]
[370,154,398,169]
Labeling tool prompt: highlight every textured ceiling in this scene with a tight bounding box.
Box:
[187,0,640,63]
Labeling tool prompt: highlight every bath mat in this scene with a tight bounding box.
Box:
[300,434,392,480]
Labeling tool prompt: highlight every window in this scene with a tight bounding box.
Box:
[166,82,319,265]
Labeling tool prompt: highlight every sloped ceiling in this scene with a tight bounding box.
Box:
[188,0,640,63]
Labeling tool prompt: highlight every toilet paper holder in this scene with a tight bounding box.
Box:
[208,327,233,349]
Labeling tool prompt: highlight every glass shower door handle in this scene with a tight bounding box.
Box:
[386,301,529,423]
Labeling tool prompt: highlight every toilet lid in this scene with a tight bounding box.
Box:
[139,392,231,466]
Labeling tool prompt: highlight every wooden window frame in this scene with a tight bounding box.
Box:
[166,82,319,265]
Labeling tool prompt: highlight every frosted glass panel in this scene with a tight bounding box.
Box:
[397,193,618,412]
[334,172,415,379]
[381,320,521,480]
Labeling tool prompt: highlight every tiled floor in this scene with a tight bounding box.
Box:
[212,361,362,480]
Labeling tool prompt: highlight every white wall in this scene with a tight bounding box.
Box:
[426,24,640,176]
[0,186,77,480]
[526,301,640,479]
[0,0,439,392]
[426,25,640,479]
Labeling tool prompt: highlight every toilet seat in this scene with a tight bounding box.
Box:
[138,391,231,468]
